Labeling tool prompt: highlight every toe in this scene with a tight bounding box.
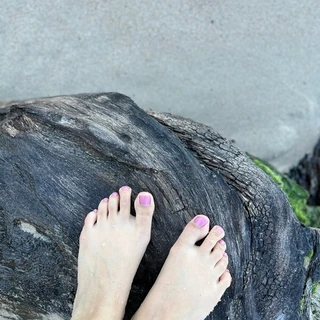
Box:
[108,192,119,216]
[214,253,229,278]
[134,192,155,231]
[218,270,232,289]
[84,210,97,228]
[97,198,108,221]
[175,215,210,247]
[210,239,227,265]
[200,225,225,253]
[118,186,132,217]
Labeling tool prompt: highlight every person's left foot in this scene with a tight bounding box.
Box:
[132,215,231,320]
[71,186,155,320]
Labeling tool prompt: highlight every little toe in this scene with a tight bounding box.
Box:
[200,225,225,253]
[214,253,229,278]
[134,192,155,231]
[108,192,119,216]
[97,198,108,222]
[175,215,210,247]
[218,270,232,290]
[118,186,132,218]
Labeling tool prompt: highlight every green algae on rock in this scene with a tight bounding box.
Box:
[249,155,320,228]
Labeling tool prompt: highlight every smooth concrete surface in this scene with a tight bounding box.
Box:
[1,0,320,172]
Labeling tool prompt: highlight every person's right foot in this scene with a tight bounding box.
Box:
[132,215,231,320]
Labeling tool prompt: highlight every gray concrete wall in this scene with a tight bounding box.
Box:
[1,0,320,172]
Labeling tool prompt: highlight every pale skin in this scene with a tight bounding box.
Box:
[72,186,231,320]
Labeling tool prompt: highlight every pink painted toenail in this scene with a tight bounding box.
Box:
[193,216,209,228]
[120,186,131,190]
[102,198,109,202]
[93,209,97,213]
[111,192,118,197]
[224,252,228,257]
[226,269,230,272]
[214,225,224,234]
[219,240,226,246]
[139,194,151,206]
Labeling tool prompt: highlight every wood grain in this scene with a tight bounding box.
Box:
[0,93,319,319]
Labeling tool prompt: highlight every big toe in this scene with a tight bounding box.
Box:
[134,192,155,232]
[175,215,210,246]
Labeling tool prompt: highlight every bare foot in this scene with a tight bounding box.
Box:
[132,215,231,320]
[71,186,155,320]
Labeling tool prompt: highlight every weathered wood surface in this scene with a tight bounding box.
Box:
[0,93,319,320]
[289,140,320,206]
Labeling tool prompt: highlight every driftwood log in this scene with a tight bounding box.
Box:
[0,93,319,320]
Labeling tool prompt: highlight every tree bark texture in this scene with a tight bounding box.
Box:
[289,139,320,206]
[0,93,319,320]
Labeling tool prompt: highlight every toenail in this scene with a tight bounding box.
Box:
[120,186,131,190]
[111,192,118,197]
[219,240,226,246]
[139,194,151,206]
[93,209,97,213]
[226,269,230,272]
[214,225,224,234]
[193,216,209,228]
[223,252,228,257]
[102,198,109,202]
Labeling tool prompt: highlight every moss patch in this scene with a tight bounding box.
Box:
[306,250,314,259]
[299,296,306,314]
[311,281,320,317]
[312,282,319,295]
[304,250,314,270]
[299,279,320,316]
[249,155,320,228]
